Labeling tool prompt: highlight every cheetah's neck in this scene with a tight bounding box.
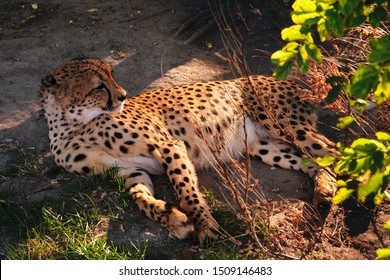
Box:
[43,103,83,149]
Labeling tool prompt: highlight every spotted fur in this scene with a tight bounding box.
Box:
[41,58,337,242]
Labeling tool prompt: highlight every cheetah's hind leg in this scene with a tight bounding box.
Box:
[248,138,337,211]
[118,168,194,239]
[312,166,337,211]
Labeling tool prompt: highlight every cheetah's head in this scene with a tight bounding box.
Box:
[41,57,127,124]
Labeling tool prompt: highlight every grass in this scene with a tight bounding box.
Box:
[0,1,341,259]
[0,142,251,260]
[0,133,328,260]
[6,207,146,260]
[0,183,247,259]
[0,169,147,260]
[0,142,149,259]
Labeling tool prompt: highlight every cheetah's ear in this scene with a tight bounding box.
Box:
[41,75,57,88]
[72,55,89,61]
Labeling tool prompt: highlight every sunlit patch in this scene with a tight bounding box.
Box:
[102,50,136,67]
[107,102,124,115]
[83,108,105,124]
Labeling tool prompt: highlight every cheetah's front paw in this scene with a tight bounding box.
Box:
[165,204,195,239]
[196,215,220,244]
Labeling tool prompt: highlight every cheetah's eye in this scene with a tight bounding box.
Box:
[96,83,106,90]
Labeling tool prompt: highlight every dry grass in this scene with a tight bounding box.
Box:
[197,1,390,259]
[185,4,322,259]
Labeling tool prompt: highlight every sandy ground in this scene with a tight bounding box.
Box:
[0,0,316,202]
[0,0,388,259]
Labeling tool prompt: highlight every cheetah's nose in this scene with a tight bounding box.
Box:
[118,90,127,102]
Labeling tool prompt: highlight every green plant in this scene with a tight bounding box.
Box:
[376,219,390,259]
[6,206,146,260]
[272,0,389,259]
[314,132,389,205]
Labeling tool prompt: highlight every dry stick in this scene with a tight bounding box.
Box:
[187,114,243,244]
[194,115,267,247]
[211,2,327,256]
[172,11,210,37]
[119,8,172,24]
[221,4,253,202]
[212,8,272,252]
[211,5,241,60]
[220,15,323,258]
[263,14,284,31]
[184,19,216,45]
[221,6,292,154]
[371,208,387,248]
[311,47,374,138]
[160,48,166,78]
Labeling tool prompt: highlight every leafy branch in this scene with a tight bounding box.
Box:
[271,0,389,106]
[271,0,389,259]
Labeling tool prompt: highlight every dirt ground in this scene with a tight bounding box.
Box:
[0,0,389,259]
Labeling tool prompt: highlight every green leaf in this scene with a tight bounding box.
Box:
[302,157,315,166]
[374,67,390,104]
[357,172,385,203]
[292,13,322,25]
[315,155,335,166]
[374,68,390,104]
[335,180,347,187]
[351,138,384,152]
[292,0,322,25]
[376,132,390,141]
[271,49,296,79]
[335,160,351,174]
[338,0,360,16]
[349,158,368,174]
[336,116,355,129]
[348,4,366,27]
[326,85,342,104]
[325,76,348,104]
[369,5,388,28]
[273,60,294,80]
[284,42,300,52]
[348,64,380,99]
[292,0,317,13]
[336,141,345,150]
[385,220,390,230]
[333,187,355,204]
[281,25,310,41]
[349,14,366,28]
[368,35,390,64]
[372,150,384,172]
[374,190,387,205]
[376,248,390,260]
[305,43,322,62]
[297,45,310,72]
[317,18,330,41]
[325,9,343,37]
[342,147,355,156]
[326,76,348,84]
[316,0,338,4]
[349,99,371,111]
[271,50,295,65]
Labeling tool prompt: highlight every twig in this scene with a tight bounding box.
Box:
[173,10,210,37]
[370,207,386,248]
[184,19,215,45]
[119,8,172,24]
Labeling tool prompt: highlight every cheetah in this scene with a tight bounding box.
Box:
[41,57,337,242]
